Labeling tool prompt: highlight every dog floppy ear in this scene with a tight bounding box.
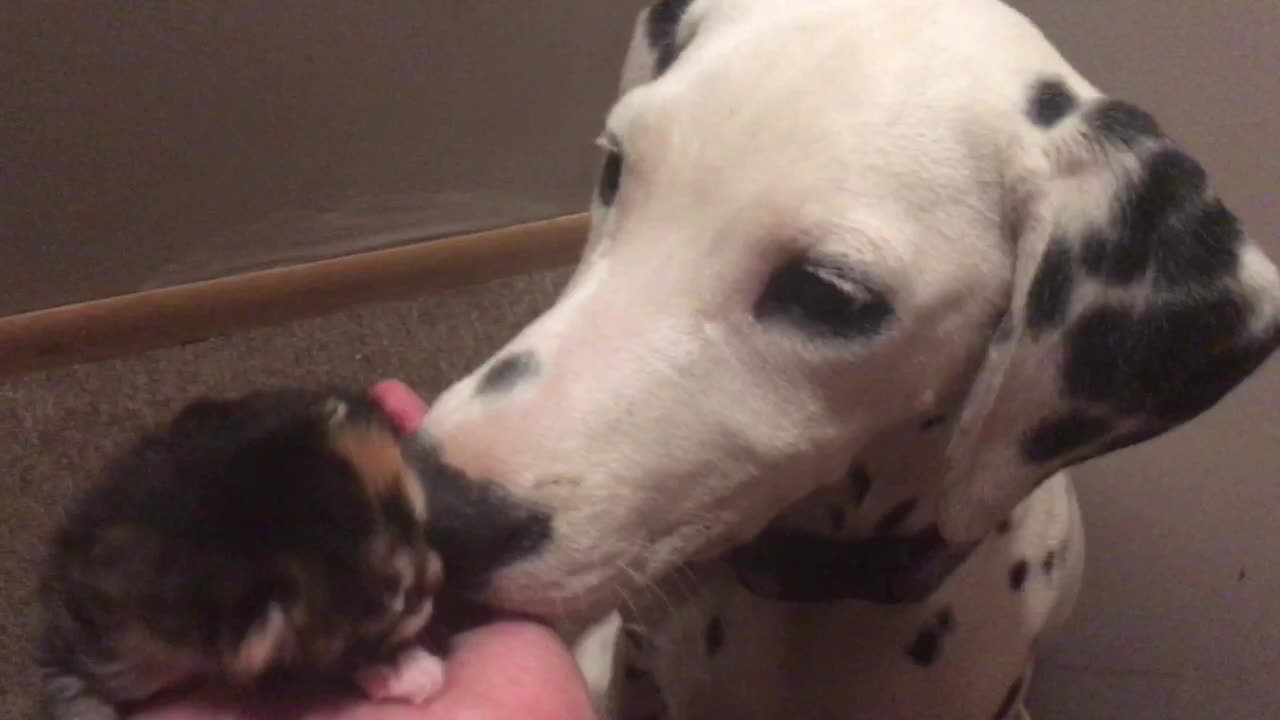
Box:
[617,1,696,95]
[939,96,1280,543]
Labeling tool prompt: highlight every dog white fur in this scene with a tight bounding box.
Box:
[423,1,1280,718]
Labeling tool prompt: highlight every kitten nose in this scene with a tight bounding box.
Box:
[404,438,552,592]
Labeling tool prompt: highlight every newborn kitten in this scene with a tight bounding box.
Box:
[37,387,447,720]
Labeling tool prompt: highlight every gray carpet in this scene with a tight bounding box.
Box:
[0,270,567,718]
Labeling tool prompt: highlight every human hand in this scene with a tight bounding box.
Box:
[133,621,594,720]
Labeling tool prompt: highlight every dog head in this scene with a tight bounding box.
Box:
[422,0,1280,619]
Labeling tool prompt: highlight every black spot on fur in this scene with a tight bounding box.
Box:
[920,414,947,430]
[1009,560,1030,591]
[1080,147,1198,284]
[1063,296,1274,422]
[1080,226,1146,286]
[647,0,694,74]
[1063,305,1140,407]
[828,505,847,532]
[993,676,1025,719]
[730,524,975,605]
[996,519,1013,535]
[1042,551,1057,575]
[598,149,622,207]
[1088,100,1163,147]
[1163,323,1280,424]
[1026,241,1075,336]
[623,625,647,650]
[1028,78,1077,127]
[755,256,895,340]
[1151,195,1243,289]
[1022,411,1113,464]
[936,607,955,634]
[875,499,918,536]
[1084,104,1246,291]
[849,466,873,507]
[408,441,552,589]
[476,352,538,395]
[1139,148,1208,223]
[624,663,651,682]
[704,615,725,656]
[906,626,942,667]
[1083,147,1229,288]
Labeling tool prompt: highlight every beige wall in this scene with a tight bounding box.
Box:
[2,1,647,316]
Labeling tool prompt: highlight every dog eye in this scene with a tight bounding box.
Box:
[598,149,623,207]
[754,256,895,339]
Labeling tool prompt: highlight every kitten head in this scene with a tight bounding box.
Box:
[159,387,442,681]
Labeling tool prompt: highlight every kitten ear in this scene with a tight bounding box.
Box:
[226,601,292,681]
[315,396,350,427]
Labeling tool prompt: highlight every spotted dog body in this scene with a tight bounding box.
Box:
[419,1,1280,718]
[580,416,1084,720]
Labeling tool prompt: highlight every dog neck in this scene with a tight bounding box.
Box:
[728,413,983,605]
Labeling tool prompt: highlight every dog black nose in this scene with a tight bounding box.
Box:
[403,437,552,592]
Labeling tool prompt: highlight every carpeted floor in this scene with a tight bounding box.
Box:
[0,270,567,718]
[3,267,1278,719]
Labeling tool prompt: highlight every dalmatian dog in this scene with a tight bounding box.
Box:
[419,1,1280,718]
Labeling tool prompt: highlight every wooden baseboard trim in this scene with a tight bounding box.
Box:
[0,213,588,378]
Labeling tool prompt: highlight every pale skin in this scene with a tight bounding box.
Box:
[133,622,593,720]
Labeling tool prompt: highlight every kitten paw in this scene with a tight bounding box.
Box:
[356,646,446,704]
